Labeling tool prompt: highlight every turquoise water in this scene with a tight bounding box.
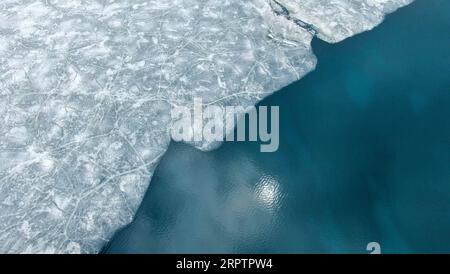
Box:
[103,0,450,253]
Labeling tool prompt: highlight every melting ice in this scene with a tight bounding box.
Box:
[0,0,412,253]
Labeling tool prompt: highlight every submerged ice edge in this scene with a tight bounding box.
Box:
[0,0,413,253]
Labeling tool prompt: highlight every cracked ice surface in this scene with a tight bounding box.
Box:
[0,0,412,253]
[272,0,414,43]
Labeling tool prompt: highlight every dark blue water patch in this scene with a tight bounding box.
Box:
[102,0,450,253]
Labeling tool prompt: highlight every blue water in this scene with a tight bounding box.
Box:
[103,0,450,253]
